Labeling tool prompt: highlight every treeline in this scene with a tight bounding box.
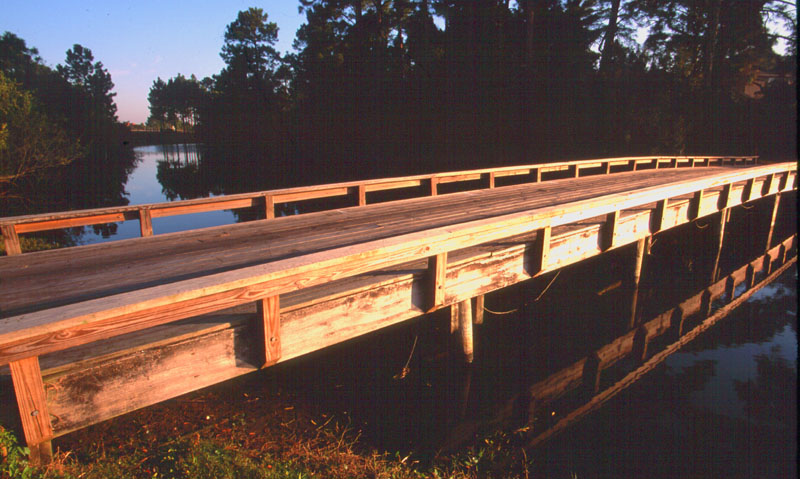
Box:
[0,32,135,216]
[151,0,796,188]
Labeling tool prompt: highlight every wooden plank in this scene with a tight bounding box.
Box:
[1,225,21,256]
[138,209,154,237]
[363,179,422,193]
[14,212,129,234]
[9,356,53,464]
[272,187,350,204]
[437,173,483,184]
[257,296,280,367]
[150,198,257,218]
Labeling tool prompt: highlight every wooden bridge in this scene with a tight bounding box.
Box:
[0,156,796,462]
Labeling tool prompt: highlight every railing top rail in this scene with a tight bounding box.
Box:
[0,155,757,228]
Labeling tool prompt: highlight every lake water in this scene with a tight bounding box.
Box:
[79,144,237,245]
[78,144,797,476]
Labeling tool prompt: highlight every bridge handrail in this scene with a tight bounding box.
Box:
[1,155,757,255]
[0,160,793,366]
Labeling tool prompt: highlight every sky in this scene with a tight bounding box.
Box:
[1,1,306,124]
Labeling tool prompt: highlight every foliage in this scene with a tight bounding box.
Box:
[0,426,43,479]
[0,71,80,198]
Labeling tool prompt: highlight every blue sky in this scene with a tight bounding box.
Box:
[1,1,306,123]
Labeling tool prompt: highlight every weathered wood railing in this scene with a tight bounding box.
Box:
[1,156,793,464]
[1,156,757,255]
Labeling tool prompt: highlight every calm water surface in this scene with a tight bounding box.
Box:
[80,144,236,244]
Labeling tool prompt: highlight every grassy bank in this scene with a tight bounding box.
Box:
[1,372,534,479]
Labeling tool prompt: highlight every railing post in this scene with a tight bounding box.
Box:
[9,356,54,464]
[1,224,22,255]
[429,176,439,196]
[139,208,154,237]
[257,296,281,367]
[264,195,275,220]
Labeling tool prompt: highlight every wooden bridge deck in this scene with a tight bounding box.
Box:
[0,157,796,462]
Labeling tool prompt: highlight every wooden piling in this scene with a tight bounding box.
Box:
[458,299,474,363]
[765,193,781,253]
[628,237,649,329]
[474,295,485,325]
[725,275,736,303]
[711,209,729,283]
[631,326,649,365]
[581,353,601,398]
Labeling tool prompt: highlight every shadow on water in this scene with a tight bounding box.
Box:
[260,208,796,477]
